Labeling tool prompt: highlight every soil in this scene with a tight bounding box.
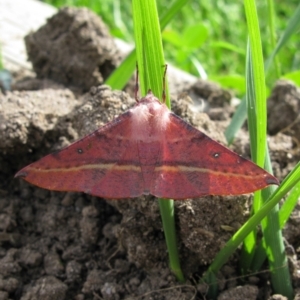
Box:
[0,7,300,300]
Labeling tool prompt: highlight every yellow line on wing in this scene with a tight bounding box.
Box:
[154,165,261,179]
[28,164,262,179]
[28,163,141,173]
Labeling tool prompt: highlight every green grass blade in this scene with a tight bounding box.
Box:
[245,41,258,163]
[239,43,257,273]
[266,0,281,78]
[105,49,136,90]
[259,152,293,299]
[106,0,189,283]
[226,2,266,153]
[279,182,300,227]
[105,0,189,91]
[265,2,300,73]
[224,97,247,144]
[240,1,265,272]
[252,181,300,271]
[252,153,300,272]
[158,200,184,282]
[132,0,184,282]
[241,2,293,297]
[281,162,300,189]
[225,2,300,144]
[203,162,300,283]
[132,0,167,96]
[159,0,190,29]
[244,0,266,168]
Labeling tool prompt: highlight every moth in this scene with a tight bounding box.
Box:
[15,69,278,199]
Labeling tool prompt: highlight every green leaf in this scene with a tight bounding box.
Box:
[282,70,300,86]
[210,74,246,95]
[182,24,208,49]
[162,29,183,47]
[210,41,246,56]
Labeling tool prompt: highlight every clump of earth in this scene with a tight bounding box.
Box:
[0,7,299,300]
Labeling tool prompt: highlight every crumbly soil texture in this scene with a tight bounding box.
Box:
[1,7,300,300]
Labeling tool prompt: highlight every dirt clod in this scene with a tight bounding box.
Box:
[267,80,300,138]
[21,275,68,300]
[217,285,259,300]
[25,7,120,92]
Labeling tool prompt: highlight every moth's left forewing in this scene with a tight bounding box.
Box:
[15,110,145,198]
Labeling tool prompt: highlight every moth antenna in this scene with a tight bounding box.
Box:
[135,62,139,102]
[162,64,168,103]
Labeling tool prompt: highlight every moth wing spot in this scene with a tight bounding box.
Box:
[77,148,83,154]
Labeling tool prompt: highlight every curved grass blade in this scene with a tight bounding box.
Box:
[251,181,300,271]
[203,162,300,287]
